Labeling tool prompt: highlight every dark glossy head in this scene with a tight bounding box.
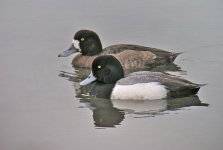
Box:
[80,55,124,85]
[58,30,103,57]
[74,30,102,55]
[92,55,124,83]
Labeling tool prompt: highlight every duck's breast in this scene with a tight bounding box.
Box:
[72,54,97,68]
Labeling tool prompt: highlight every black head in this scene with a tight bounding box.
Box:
[92,55,124,84]
[58,30,103,57]
[74,30,103,55]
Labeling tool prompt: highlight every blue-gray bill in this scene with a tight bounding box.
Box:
[80,72,97,86]
[58,44,79,57]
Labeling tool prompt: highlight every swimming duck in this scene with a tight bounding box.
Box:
[80,55,203,100]
[58,30,181,69]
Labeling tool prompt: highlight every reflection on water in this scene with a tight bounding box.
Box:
[59,68,208,127]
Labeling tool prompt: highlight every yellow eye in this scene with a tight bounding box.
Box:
[80,37,85,41]
[97,65,101,69]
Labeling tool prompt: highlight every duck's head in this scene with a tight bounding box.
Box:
[58,30,103,57]
[80,55,124,85]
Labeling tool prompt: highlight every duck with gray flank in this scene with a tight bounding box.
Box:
[58,30,181,69]
[80,55,204,100]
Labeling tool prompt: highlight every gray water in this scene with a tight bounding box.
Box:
[1,0,223,149]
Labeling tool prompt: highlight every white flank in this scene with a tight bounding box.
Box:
[72,39,80,51]
[111,82,167,100]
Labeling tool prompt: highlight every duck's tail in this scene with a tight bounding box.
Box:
[172,52,183,61]
[168,83,206,98]
[190,83,207,95]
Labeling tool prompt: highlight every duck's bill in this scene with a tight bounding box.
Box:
[80,72,97,86]
[58,44,79,57]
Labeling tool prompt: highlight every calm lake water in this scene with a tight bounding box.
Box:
[1,0,223,149]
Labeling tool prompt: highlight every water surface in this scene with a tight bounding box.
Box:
[1,0,223,150]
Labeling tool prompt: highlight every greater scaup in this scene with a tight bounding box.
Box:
[80,55,203,100]
[58,30,181,69]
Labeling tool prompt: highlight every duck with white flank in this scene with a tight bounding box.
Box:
[80,55,204,100]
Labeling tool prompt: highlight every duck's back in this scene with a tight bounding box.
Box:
[101,44,180,63]
[110,50,156,74]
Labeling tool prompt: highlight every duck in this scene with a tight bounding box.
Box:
[58,30,181,69]
[79,55,204,100]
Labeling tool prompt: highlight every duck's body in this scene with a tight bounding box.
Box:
[80,55,203,100]
[58,30,180,69]
[111,71,201,100]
